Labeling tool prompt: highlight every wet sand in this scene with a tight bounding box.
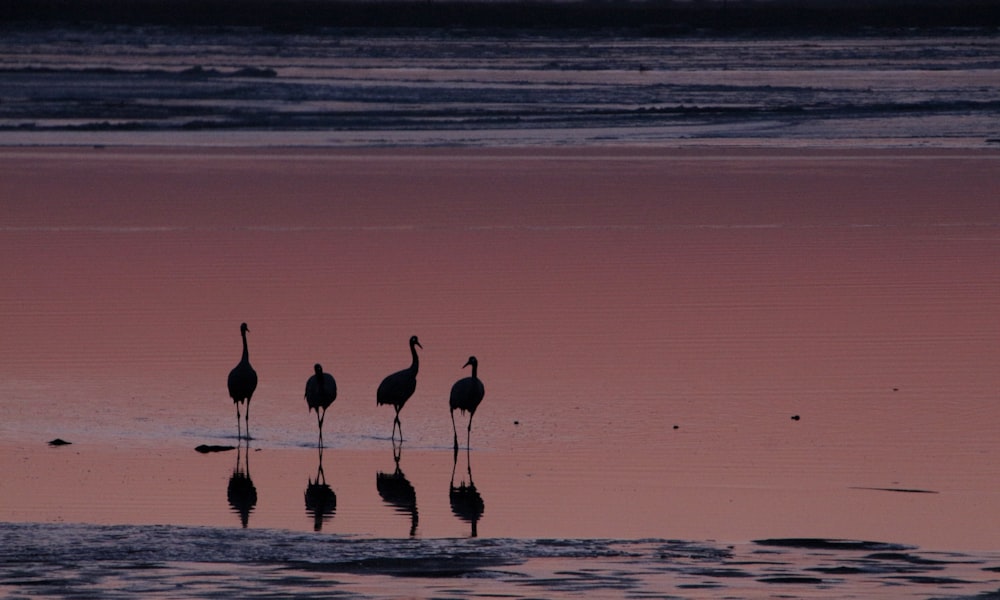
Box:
[1,146,999,559]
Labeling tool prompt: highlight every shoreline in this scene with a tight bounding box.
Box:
[4,143,1000,159]
[5,0,999,32]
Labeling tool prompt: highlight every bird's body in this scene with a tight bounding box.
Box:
[227,322,257,440]
[450,356,485,452]
[377,335,422,441]
[305,363,337,444]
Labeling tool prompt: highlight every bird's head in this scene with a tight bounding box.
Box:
[240,322,249,334]
[410,335,422,349]
[463,356,477,369]
[314,364,323,375]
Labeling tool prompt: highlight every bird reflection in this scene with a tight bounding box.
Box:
[450,448,485,537]
[227,440,257,528]
[304,445,337,531]
[376,439,418,537]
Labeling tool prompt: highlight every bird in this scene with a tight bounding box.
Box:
[377,335,422,441]
[227,322,258,441]
[449,356,485,452]
[305,363,337,445]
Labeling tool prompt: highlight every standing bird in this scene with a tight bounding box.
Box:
[305,363,337,445]
[450,356,485,452]
[227,322,258,440]
[377,335,422,441]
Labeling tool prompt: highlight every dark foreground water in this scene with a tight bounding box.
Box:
[2,523,999,599]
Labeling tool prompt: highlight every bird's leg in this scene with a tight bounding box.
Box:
[451,410,459,452]
[318,413,325,447]
[394,409,403,442]
[244,401,251,441]
[236,404,242,440]
[467,414,474,451]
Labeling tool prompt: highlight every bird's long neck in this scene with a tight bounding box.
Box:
[409,342,419,374]
[241,331,249,363]
[470,363,478,379]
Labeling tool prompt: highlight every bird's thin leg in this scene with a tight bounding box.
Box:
[236,404,242,440]
[319,419,325,448]
[394,410,403,442]
[245,401,251,441]
[467,414,474,451]
[451,410,459,451]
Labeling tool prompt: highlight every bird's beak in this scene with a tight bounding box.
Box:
[416,340,423,349]
[463,358,472,368]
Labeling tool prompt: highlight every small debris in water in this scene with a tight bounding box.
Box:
[195,444,237,453]
[850,486,939,494]
[48,438,72,446]
[673,424,679,429]
[791,415,801,421]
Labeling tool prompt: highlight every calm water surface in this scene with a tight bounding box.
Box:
[1,148,999,597]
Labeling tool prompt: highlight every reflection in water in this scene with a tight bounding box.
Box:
[304,446,337,532]
[450,448,485,538]
[226,441,257,528]
[376,440,418,537]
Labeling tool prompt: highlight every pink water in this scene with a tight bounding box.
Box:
[1,147,999,552]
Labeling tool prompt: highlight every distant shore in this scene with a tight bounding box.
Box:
[3,0,999,34]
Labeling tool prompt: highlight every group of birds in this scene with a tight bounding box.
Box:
[226,323,486,450]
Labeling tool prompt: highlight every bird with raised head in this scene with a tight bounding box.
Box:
[305,363,337,445]
[377,335,422,441]
[227,322,257,440]
[449,356,485,452]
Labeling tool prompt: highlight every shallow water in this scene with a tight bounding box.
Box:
[1,147,999,596]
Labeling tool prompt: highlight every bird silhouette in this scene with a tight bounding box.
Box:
[227,322,258,440]
[377,335,421,441]
[304,445,337,532]
[305,363,337,446]
[450,447,484,537]
[377,440,418,537]
[227,440,257,528]
[450,356,485,453]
